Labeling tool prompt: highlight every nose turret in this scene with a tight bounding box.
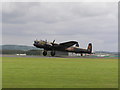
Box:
[33,40,39,46]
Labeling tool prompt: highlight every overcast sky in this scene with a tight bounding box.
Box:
[2,2,118,52]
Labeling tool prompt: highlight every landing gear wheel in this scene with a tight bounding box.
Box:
[43,51,47,56]
[51,51,55,56]
[81,53,83,56]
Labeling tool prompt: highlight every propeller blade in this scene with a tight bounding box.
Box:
[51,40,55,46]
[53,40,55,44]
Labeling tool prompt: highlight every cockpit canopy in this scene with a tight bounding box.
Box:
[34,40,51,45]
[34,40,39,44]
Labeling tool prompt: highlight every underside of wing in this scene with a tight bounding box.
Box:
[59,41,79,48]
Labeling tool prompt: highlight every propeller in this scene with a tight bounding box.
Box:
[34,39,37,43]
[53,40,55,44]
[51,40,55,46]
[51,40,56,51]
[45,39,47,44]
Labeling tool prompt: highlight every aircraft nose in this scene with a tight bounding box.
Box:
[33,41,38,46]
[33,43,36,46]
[33,42,36,46]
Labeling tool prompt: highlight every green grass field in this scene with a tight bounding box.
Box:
[2,57,118,88]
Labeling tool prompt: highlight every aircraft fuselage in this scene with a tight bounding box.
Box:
[33,40,92,56]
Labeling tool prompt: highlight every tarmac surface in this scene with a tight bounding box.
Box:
[1,54,118,59]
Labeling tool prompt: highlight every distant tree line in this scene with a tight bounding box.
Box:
[1,49,68,56]
[26,50,42,55]
[1,49,42,55]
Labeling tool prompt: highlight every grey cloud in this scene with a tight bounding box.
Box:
[2,2,118,52]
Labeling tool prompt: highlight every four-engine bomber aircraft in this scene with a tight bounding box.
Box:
[33,40,92,56]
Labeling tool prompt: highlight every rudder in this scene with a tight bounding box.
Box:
[87,43,92,53]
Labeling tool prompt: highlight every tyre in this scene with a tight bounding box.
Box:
[43,51,47,56]
[81,53,83,56]
[51,51,55,56]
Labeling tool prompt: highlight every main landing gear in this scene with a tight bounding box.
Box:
[43,50,47,56]
[43,50,55,56]
[81,53,83,56]
[51,51,55,56]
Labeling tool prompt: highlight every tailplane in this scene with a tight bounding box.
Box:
[87,43,92,53]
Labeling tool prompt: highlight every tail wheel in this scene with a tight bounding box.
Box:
[51,51,55,56]
[43,50,47,56]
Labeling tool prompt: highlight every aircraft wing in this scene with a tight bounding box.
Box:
[59,41,79,48]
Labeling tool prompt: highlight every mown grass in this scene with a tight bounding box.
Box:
[2,57,118,88]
